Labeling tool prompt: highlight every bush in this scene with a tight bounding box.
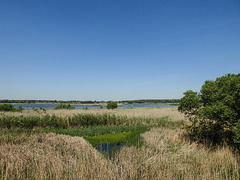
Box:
[107,102,118,109]
[178,74,240,148]
[15,105,24,112]
[0,104,15,111]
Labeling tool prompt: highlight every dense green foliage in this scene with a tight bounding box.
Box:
[107,102,118,109]
[0,104,23,112]
[178,74,240,148]
[0,104,14,111]
[178,91,201,117]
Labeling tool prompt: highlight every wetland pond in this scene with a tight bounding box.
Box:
[97,144,125,152]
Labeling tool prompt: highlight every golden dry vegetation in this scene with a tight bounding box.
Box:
[1,107,184,121]
[0,108,239,179]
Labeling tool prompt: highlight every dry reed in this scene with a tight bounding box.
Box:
[0,133,114,179]
[1,129,239,179]
[0,108,239,179]
[0,107,185,121]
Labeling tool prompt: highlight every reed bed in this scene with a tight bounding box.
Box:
[139,127,240,179]
[48,107,184,121]
[0,133,114,180]
[44,125,147,137]
[0,108,239,179]
[1,129,239,179]
[0,113,183,129]
[0,107,184,121]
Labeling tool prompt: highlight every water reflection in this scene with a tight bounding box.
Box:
[97,144,124,152]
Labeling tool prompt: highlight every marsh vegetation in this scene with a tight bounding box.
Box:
[0,107,239,179]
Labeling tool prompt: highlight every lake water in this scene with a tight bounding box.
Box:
[12,103,177,109]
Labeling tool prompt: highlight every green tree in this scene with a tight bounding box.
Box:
[178,90,201,118]
[107,102,118,109]
[178,73,240,147]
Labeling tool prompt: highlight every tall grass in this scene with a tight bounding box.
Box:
[0,113,182,129]
[1,130,239,179]
[1,107,185,122]
[0,133,113,180]
[1,108,239,179]
[44,125,148,137]
[0,128,42,145]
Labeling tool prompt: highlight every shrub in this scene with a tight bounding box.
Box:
[17,105,23,111]
[107,102,118,109]
[178,73,240,148]
[39,107,46,113]
[0,104,15,111]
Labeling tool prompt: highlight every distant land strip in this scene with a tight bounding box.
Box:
[0,99,180,104]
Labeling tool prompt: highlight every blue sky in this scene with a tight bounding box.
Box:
[0,0,240,101]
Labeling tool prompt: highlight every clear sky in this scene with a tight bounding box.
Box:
[0,0,240,101]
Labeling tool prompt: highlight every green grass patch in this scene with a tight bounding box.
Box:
[43,125,147,137]
[84,126,149,147]
[83,126,149,159]
[84,132,132,147]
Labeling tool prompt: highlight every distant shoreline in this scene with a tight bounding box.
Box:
[0,102,178,106]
